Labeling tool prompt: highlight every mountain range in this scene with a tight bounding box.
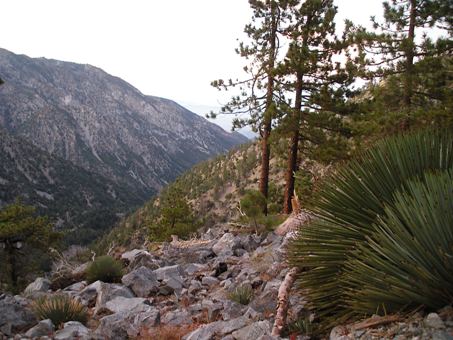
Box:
[0,48,246,242]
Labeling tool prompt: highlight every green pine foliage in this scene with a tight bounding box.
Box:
[148,185,200,242]
[240,190,267,233]
[0,201,60,292]
[86,255,123,283]
[289,129,453,330]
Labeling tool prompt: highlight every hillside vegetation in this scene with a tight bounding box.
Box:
[96,142,289,251]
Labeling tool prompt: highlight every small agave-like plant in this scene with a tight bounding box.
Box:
[32,294,88,327]
[289,129,453,330]
[228,285,254,305]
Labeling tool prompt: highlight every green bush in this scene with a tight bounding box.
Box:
[228,285,254,305]
[289,129,453,329]
[32,294,88,327]
[86,255,123,283]
[240,190,266,233]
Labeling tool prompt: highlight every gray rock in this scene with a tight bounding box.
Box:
[54,321,90,340]
[257,336,284,340]
[232,320,272,340]
[213,233,242,257]
[121,249,160,271]
[24,277,51,294]
[154,264,185,281]
[163,241,216,264]
[96,305,160,339]
[162,309,193,325]
[221,300,248,321]
[64,281,87,292]
[239,234,261,252]
[183,316,248,340]
[93,282,135,315]
[329,325,352,340]
[78,280,103,306]
[250,280,279,313]
[25,319,54,338]
[104,296,150,314]
[202,299,224,322]
[202,276,220,288]
[154,265,185,295]
[432,330,453,340]
[0,295,37,336]
[425,313,446,329]
[234,248,248,257]
[121,266,159,297]
[189,280,203,295]
[185,263,209,276]
[159,283,175,296]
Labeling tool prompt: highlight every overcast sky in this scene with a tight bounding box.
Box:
[1,0,384,130]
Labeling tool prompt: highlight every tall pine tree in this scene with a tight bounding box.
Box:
[212,0,288,215]
[279,0,354,213]
[354,0,452,111]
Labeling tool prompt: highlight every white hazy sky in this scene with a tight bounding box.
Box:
[1,0,384,130]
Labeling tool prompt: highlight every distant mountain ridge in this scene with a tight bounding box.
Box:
[0,48,247,241]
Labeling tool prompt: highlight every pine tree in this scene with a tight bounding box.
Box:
[354,0,452,111]
[279,0,354,213]
[0,201,59,292]
[211,0,288,214]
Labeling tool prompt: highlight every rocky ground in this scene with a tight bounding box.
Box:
[1,223,453,340]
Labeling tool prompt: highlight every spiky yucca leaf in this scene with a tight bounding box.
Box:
[289,129,453,329]
[344,171,453,313]
[32,294,88,327]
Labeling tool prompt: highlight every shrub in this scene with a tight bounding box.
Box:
[86,255,123,283]
[228,285,254,305]
[32,294,88,327]
[289,129,453,329]
[240,190,266,233]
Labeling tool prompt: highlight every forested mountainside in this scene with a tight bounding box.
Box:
[0,129,147,244]
[0,48,246,241]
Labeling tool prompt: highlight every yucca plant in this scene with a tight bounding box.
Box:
[344,171,453,313]
[289,129,453,329]
[86,255,123,283]
[228,285,254,305]
[32,294,88,327]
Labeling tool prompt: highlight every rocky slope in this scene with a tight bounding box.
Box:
[0,47,246,238]
[2,222,453,340]
[97,142,290,251]
[0,129,145,243]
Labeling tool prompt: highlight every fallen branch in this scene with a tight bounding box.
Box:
[272,267,300,336]
[353,315,401,330]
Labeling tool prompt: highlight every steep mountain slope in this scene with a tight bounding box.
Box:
[0,48,247,199]
[97,142,288,251]
[0,129,145,243]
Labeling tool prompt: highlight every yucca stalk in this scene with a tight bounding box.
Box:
[289,129,453,329]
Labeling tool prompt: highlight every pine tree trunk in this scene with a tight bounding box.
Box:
[404,0,417,108]
[259,1,278,216]
[260,124,271,216]
[283,72,303,214]
[7,244,18,291]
